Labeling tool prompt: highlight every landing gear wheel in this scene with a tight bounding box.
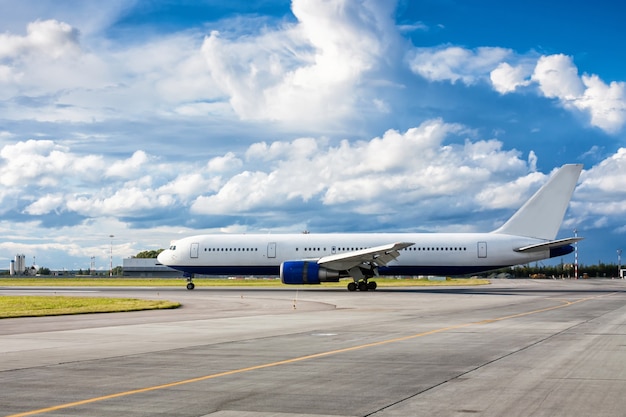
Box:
[367,281,377,290]
[347,282,357,292]
[186,282,195,290]
[358,281,369,291]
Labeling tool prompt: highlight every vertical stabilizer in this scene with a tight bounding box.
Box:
[492,164,582,240]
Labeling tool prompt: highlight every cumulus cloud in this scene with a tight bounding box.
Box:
[476,171,547,210]
[24,194,65,215]
[201,0,400,124]
[0,140,186,218]
[191,118,528,216]
[408,46,512,85]
[490,62,533,94]
[576,74,626,133]
[0,140,104,187]
[577,148,626,200]
[0,19,80,60]
[207,152,243,172]
[532,54,585,100]
[106,151,150,178]
[411,47,626,133]
[531,54,626,133]
[0,19,219,122]
[157,173,222,199]
[66,187,176,218]
[567,149,626,233]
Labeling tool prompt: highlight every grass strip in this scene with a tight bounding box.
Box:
[0,296,180,319]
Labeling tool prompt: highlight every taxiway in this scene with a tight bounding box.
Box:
[2,279,626,416]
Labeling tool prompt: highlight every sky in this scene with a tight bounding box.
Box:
[0,0,625,272]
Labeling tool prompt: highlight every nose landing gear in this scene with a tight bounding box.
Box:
[185,274,195,290]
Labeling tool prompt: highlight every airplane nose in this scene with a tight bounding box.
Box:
[157,251,169,265]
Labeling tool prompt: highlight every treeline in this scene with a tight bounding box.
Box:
[491,262,624,278]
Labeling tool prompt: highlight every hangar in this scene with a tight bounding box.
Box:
[122,258,182,277]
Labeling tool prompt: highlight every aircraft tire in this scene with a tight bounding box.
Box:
[358,282,368,291]
[347,282,357,292]
[186,282,195,290]
[367,281,377,290]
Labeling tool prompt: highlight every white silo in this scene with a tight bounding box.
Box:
[9,260,15,276]
[15,254,25,275]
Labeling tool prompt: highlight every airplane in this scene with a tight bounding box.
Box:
[157,164,583,291]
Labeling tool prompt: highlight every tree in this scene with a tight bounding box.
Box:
[37,267,51,275]
[134,249,164,259]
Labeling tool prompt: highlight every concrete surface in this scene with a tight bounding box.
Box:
[2,279,626,416]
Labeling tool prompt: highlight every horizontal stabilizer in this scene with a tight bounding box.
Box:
[514,237,583,253]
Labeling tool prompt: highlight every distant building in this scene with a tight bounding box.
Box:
[122,258,182,277]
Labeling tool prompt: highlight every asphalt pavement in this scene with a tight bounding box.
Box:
[2,279,626,417]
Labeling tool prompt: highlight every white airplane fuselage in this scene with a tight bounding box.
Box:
[157,232,569,277]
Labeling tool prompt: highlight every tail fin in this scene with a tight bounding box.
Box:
[492,164,582,240]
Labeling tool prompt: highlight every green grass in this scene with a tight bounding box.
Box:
[0,296,180,319]
[0,277,489,287]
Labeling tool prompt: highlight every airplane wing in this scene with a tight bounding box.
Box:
[514,237,583,253]
[318,242,414,271]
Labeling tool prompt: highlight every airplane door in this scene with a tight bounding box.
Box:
[190,242,199,258]
[477,241,487,258]
[267,242,277,258]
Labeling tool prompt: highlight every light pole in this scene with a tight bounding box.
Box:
[618,249,622,279]
[574,229,578,279]
[109,235,114,277]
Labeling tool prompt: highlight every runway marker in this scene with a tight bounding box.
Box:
[7,292,617,417]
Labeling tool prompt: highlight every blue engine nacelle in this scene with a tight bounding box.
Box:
[280,260,341,285]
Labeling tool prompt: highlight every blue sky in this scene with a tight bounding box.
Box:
[0,0,625,272]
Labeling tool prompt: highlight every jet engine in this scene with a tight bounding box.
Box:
[280,260,341,284]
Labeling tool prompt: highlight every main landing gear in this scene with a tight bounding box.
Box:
[347,280,377,292]
[185,274,195,290]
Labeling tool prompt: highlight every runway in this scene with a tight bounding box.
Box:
[2,279,626,417]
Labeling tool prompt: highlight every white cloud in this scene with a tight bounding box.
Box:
[157,173,221,199]
[532,54,626,133]
[66,186,175,218]
[411,47,626,133]
[576,74,626,134]
[0,139,103,187]
[192,118,527,215]
[408,46,511,85]
[207,152,243,172]
[106,150,149,178]
[24,193,65,215]
[476,171,546,210]
[200,0,400,125]
[0,19,80,60]
[0,18,219,122]
[531,54,585,100]
[578,148,626,198]
[490,62,532,94]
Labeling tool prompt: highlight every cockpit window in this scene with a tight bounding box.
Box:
[169,245,176,251]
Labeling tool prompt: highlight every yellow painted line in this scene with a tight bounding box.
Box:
[6,292,617,417]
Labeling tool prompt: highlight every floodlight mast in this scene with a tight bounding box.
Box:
[574,229,578,279]
[109,235,114,277]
